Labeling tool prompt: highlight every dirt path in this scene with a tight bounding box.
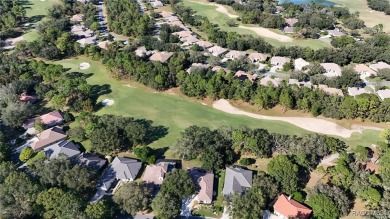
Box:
[238,25,293,42]
[213,99,382,138]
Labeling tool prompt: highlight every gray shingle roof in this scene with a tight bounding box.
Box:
[77,153,107,170]
[44,140,81,159]
[222,166,252,196]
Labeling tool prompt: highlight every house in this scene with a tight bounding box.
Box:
[212,66,231,73]
[288,79,312,89]
[97,40,112,50]
[19,92,38,104]
[195,40,213,49]
[31,127,67,151]
[166,16,180,23]
[70,14,84,22]
[180,35,199,46]
[160,11,173,18]
[173,30,193,38]
[285,18,298,27]
[44,140,81,160]
[2,36,24,50]
[320,63,342,77]
[283,26,294,34]
[328,28,346,37]
[76,37,96,47]
[167,21,187,29]
[271,56,291,66]
[248,53,269,63]
[142,163,169,185]
[347,87,371,97]
[294,58,310,71]
[71,25,93,37]
[222,166,252,196]
[187,63,210,74]
[135,46,151,57]
[354,64,377,79]
[369,62,390,72]
[97,157,142,192]
[234,71,258,83]
[189,168,214,204]
[377,89,390,101]
[23,111,64,130]
[151,0,163,7]
[260,76,284,87]
[208,46,228,56]
[316,84,344,96]
[77,153,107,170]
[273,194,312,219]
[149,51,174,63]
[224,50,246,60]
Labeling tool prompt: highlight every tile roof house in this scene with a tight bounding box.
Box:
[31,127,67,151]
[369,62,390,72]
[274,194,312,219]
[173,30,193,38]
[19,92,38,104]
[224,50,247,59]
[70,14,84,22]
[149,51,174,63]
[160,11,173,18]
[327,28,346,37]
[377,89,390,101]
[285,18,298,27]
[320,63,342,77]
[180,35,199,46]
[151,0,163,7]
[294,58,310,71]
[167,21,186,29]
[142,163,169,185]
[234,71,258,83]
[23,111,64,130]
[222,166,252,196]
[165,16,180,23]
[316,84,344,96]
[208,46,228,57]
[347,87,371,97]
[288,79,312,89]
[44,140,81,160]
[187,63,210,74]
[135,46,151,57]
[260,75,284,87]
[97,157,142,192]
[76,37,96,47]
[271,56,291,66]
[97,40,113,50]
[212,66,231,73]
[77,153,107,170]
[354,64,377,79]
[248,53,269,63]
[195,40,213,49]
[189,168,214,204]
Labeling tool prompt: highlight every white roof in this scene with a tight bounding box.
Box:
[225,50,246,59]
[294,58,310,71]
[208,46,228,56]
[347,87,371,97]
[271,56,290,65]
[260,76,283,87]
[369,62,390,71]
[321,63,342,77]
[377,89,390,101]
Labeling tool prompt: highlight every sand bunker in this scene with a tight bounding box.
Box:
[213,99,382,138]
[79,62,91,70]
[101,99,114,106]
[238,26,293,42]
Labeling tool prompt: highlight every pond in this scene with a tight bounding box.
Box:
[279,0,335,6]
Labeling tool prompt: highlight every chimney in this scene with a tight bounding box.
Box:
[288,196,292,201]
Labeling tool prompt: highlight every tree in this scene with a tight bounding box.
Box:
[67,127,86,142]
[151,192,182,219]
[267,155,299,193]
[34,118,46,132]
[306,193,339,219]
[113,182,152,215]
[160,169,196,198]
[133,146,156,164]
[1,102,31,127]
[19,147,36,162]
[230,188,265,219]
[381,128,390,143]
[352,145,369,162]
[85,200,114,219]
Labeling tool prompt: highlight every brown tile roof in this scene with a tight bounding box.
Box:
[142,163,169,185]
[274,194,312,219]
[248,53,268,62]
[31,127,67,151]
[149,51,174,63]
[39,111,63,125]
[197,172,214,203]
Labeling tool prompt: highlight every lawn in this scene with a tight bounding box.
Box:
[329,0,390,33]
[53,57,382,155]
[181,0,331,50]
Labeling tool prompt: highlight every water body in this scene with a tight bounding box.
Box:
[279,0,335,6]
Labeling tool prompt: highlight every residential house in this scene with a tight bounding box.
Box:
[328,28,346,37]
[283,26,294,34]
[97,40,112,50]
[316,84,344,96]
[271,56,291,66]
[195,40,213,49]
[288,79,312,89]
[135,46,151,57]
[354,64,377,79]
[224,50,247,60]
[77,153,107,170]
[208,46,228,57]
[149,51,174,63]
[234,71,258,83]
[285,18,298,27]
[369,62,390,72]
[180,35,199,46]
[70,14,84,22]
[212,66,231,73]
[222,166,252,196]
[173,30,193,38]
[187,63,210,74]
[347,87,371,97]
[320,63,342,77]
[142,163,169,185]
[44,140,81,160]
[31,127,67,151]
[260,75,283,87]
[294,58,310,71]
[248,53,268,63]
[273,194,312,219]
[189,168,214,204]
[19,92,38,104]
[2,36,24,50]
[151,1,163,7]
[97,157,142,192]
[76,37,96,47]
[166,16,179,23]
[167,21,186,29]
[160,11,173,18]
[377,89,390,101]
[23,111,64,130]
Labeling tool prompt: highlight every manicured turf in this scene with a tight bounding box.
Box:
[53,57,382,154]
[181,0,331,50]
[329,0,390,33]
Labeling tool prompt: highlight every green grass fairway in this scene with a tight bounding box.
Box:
[52,57,381,154]
[181,0,331,50]
[329,0,390,33]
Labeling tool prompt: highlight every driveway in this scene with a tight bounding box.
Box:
[221,206,231,219]
[12,137,38,162]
